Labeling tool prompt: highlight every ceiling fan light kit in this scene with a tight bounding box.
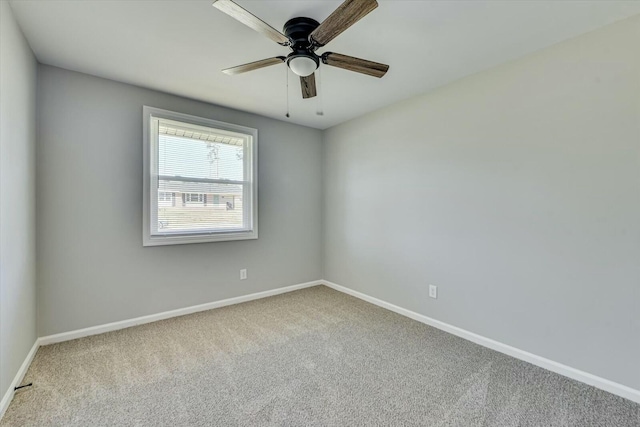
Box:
[287,56,318,77]
[213,0,389,103]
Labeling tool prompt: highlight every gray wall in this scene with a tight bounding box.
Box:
[37,66,323,336]
[323,15,640,389]
[0,1,38,400]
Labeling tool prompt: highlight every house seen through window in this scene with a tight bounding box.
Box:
[143,107,257,246]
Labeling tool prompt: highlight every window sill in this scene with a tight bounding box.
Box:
[143,229,258,247]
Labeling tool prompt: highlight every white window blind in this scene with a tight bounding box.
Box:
[143,107,258,246]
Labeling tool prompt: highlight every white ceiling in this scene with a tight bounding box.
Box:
[10,0,640,129]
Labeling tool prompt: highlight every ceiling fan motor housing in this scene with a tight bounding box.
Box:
[284,17,320,73]
[284,17,320,49]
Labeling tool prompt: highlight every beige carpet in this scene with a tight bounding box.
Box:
[1,285,638,426]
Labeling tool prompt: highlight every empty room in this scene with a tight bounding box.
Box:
[1,0,639,425]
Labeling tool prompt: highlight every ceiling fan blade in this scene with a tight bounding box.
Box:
[310,0,378,47]
[300,74,317,99]
[213,0,290,46]
[222,57,286,75]
[322,52,389,78]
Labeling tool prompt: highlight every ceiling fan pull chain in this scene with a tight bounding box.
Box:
[285,66,290,118]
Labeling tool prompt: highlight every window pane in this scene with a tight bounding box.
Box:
[155,180,245,234]
[158,125,244,182]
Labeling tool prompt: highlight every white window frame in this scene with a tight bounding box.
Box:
[143,106,258,246]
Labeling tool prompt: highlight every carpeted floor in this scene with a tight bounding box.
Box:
[2,285,639,426]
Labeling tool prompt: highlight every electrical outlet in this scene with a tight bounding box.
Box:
[429,285,437,299]
[240,269,247,280]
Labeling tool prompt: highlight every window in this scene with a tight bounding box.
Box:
[183,193,204,204]
[158,191,174,208]
[143,106,257,246]
[158,191,173,202]
[158,192,173,202]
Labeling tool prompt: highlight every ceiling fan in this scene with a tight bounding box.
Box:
[212,0,389,99]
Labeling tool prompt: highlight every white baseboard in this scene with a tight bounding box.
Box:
[0,340,39,420]
[322,280,640,404]
[3,278,637,422]
[39,280,323,346]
